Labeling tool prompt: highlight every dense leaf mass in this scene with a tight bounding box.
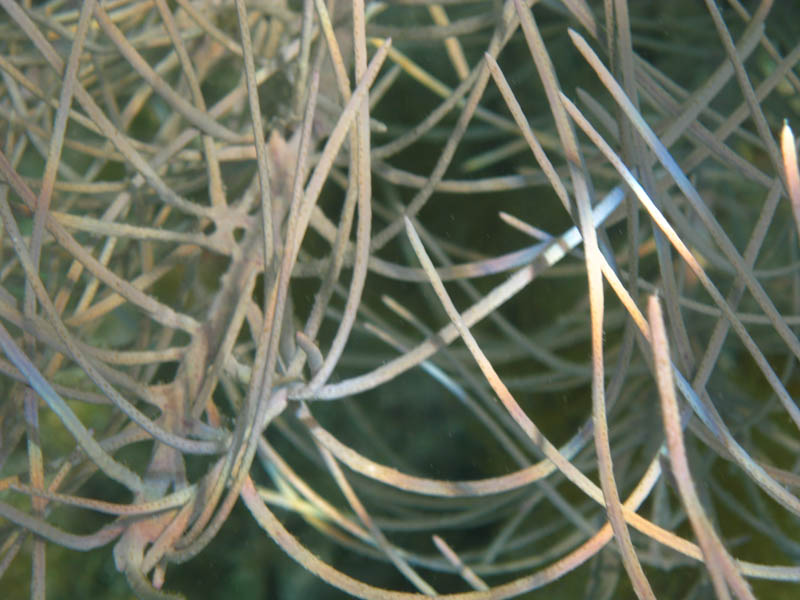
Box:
[0,1,799,598]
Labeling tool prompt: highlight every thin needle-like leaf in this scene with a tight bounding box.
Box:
[649,295,754,600]
[781,120,800,237]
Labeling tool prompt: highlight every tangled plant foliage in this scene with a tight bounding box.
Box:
[1,0,800,598]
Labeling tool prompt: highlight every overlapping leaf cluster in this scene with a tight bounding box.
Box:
[1,1,799,598]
